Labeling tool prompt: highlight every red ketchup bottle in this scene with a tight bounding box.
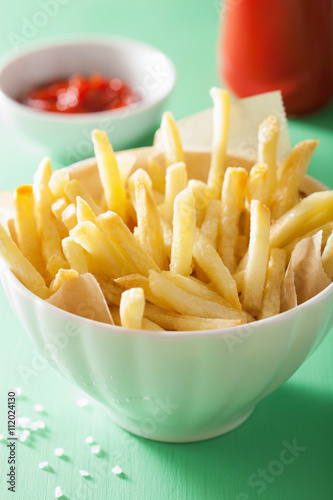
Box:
[218,0,333,115]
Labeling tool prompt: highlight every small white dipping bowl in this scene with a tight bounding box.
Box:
[0,149,332,443]
[0,37,176,163]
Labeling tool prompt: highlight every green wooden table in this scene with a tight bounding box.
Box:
[0,1,333,499]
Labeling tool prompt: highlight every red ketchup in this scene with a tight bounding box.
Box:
[19,73,140,113]
[219,0,333,115]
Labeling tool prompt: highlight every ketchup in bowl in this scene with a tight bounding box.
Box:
[19,73,140,114]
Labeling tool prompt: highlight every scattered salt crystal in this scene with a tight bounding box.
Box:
[39,461,49,470]
[18,434,28,443]
[18,417,31,429]
[91,444,100,455]
[79,470,90,477]
[37,420,45,429]
[22,430,30,437]
[30,422,39,431]
[112,465,123,475]
[14,387,22,397]
[76,398,89,408]
[85,436,93,444]
[54,447,64,457]
[34,404,44,413]
[55,486,63,498]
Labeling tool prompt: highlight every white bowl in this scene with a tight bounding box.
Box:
[0,37,176,164]
[0,149,332,443]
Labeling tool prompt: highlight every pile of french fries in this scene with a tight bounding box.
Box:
[1,87,333,331]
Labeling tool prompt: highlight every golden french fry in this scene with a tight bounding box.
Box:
[76,196,96,224]
[134,181,169,270]
[96,212,159,276]
[258,248,286,320]
[116,152,136,187]
[270,140,319,219]
[207,88,230,198]
[187,179,209,227]
[141,317,165,331]
[33,157,68,278]
[64,179,103,215]
[162,162,188,222]
[193,228,241,309]
[128,168,153,205]
[217,167,248,273]
[236,234,249,259]
[246,163,268,204]
[242,200,271,316]
[62,236,88,275]
[232,270,245,294]
[170,187,196,276]
[61,203,78,231]
[257,115,279,203]
[49,169,70,199]
[160,111,184,166]
[51,197,68,221]
[92,129,126,220]
[322,230,333,280]
[149,270,242,319]
[98,279,123,307]
[270,191,333,248]
[14,185,45,277]
[0,223,50,299]
[50,268,78,294]
[144,303,242,331]
[200,198,220,248]
[160,218,173,258]
[120,287,145,329]
[7,219,19,247]
[115,274,172,310]
[283,221,333,259]
[70,221,131,279]
[148,153,166,193]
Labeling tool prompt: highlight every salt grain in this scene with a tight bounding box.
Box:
[22,430,30,437]
[18,417,31,429]
[91,444,100,455]
[34,404,44,413]
[85,436,93,444]
[30,422,39,431]
[55,486,63,498]
[39,461,49,470]
[18,434,28,443]
[37,420,45,429]
[79,470,90,477]
[76,398,89,408]
[112,465,123,475]
[54,447,64,457]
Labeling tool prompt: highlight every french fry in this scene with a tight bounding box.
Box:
[160,111,184,166]
[141,317,165,331]
[98,279,123,307]
[160,218,173,257]
[232,270,245,294]
[116,152,136,187]
[170,187,196,276]
[322,231,333,280]
[270,191,333,248]
[128,168,153,202]
[217,167,248,273]
[148,153,166,193]
[246,163,268,204]
[50,268,78,294]
[115,274,172,310]
[62,236,88,275]
[283,221,333,259]
[76,196,96,224]
[120,287,145,329]
[0,223,50,299]
[207,88,230,198]
[7,219,19,247]
[14,185,45,277]
[64,179,103,215]
[144,303,242,331]
[134,181,169,270]
[70,221,132,279]
[149,270,243,319]
[33,157,68,278]
[257,115,279,203]
[162,162,188,222]
[200,198,220,248]
[242,200,271,316]
[258,248,286,320]
[193,228,241,309]
[92,129,126,220]
[187,179,209,227]
[61,203,78,231]
[270,140,319,219]
[96,212,160,276]
[49,169,70,199]
[51,197,68,221]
